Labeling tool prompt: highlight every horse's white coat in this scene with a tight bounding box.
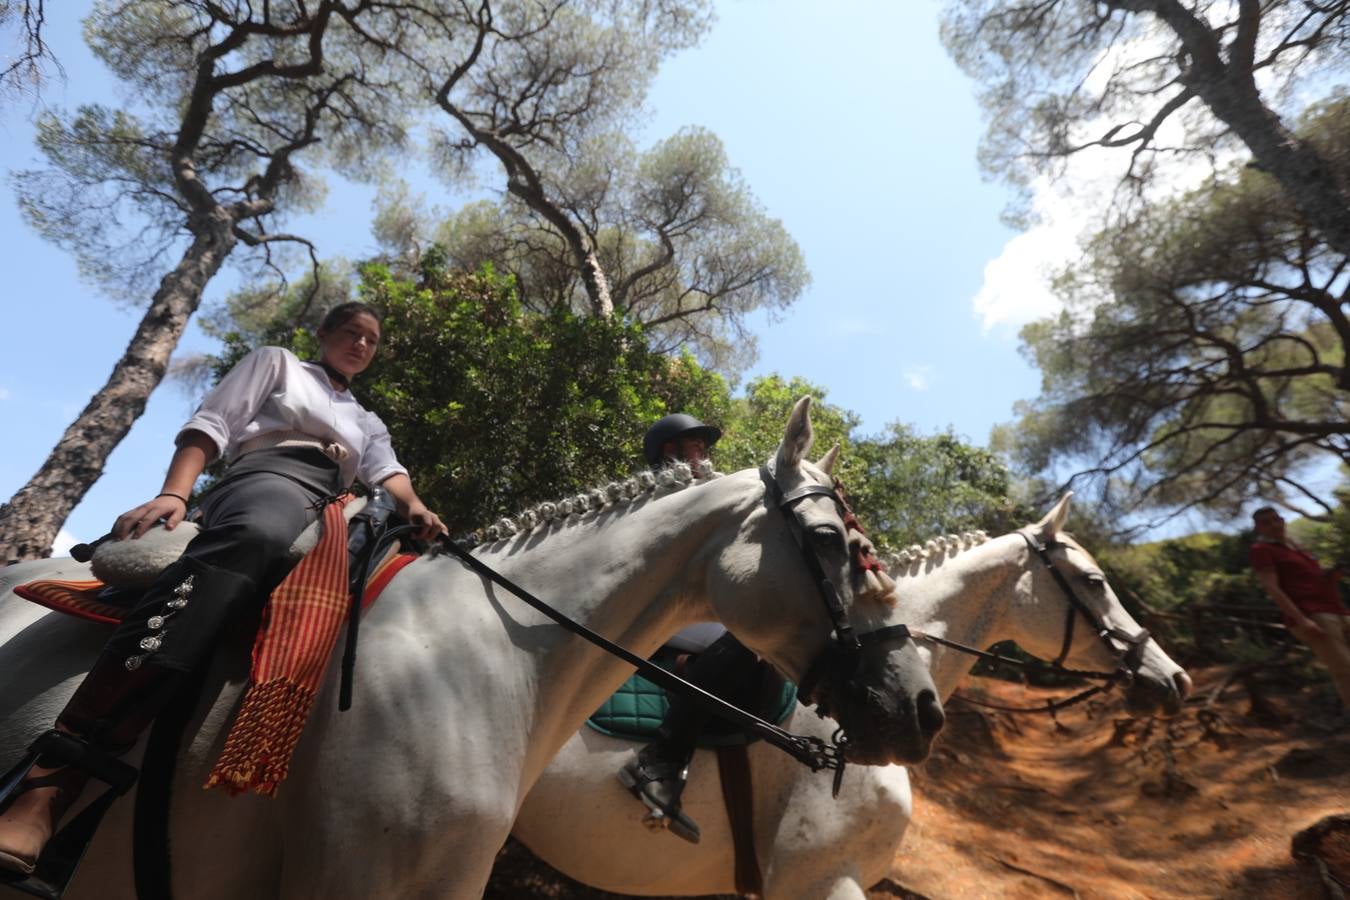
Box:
[513,494,1192,900]
[0,400,939,900]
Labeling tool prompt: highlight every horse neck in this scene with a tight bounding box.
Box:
[896,533,1028,701]
[467,469,762,764]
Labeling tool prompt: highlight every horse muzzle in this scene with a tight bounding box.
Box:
[810,639,944,765]
[1124,667,1192,718]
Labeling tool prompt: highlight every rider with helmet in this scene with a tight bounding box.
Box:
[618,414,779,844]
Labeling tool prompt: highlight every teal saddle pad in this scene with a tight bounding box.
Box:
[586,648,799,747]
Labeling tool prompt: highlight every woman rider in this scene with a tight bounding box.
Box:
[0,302,446,876]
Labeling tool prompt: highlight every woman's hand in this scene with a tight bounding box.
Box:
[112,494,189,540]
[405,501,448,542]
[378,473,448,542]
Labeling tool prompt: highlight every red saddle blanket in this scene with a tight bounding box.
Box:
[15,511,418,798]
[15,552,414,625]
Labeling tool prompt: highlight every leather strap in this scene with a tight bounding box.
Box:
[716,744,763,898]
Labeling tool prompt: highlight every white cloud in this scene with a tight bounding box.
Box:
[971,210,1078,332]
[903,365,932,392]
[51,528,80,557]
[0,386,10,401]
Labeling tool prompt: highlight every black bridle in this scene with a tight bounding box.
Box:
[909,529,1152,717]
[762,468,913,706]
[1018,530,1150,675]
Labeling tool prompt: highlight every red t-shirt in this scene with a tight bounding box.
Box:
[1249,541,1349,619]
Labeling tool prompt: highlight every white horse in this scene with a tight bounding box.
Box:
[0,398,944,899]
[512,494,1193,900]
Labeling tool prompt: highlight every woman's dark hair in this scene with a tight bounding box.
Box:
[319,301,382,333]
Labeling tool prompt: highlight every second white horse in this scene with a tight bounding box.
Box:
[513,493,1192,899]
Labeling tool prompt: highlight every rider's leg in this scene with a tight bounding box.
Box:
[0,643,194,874]
[0,556,257,875]
[0,455,332,874]
[619,633,766,842]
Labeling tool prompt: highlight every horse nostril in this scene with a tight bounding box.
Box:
[1173,670,1193,700]
[917,689,945,735]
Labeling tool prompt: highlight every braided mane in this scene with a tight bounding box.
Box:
[458,459,721,549]
[454,458,905,606]
[884,530,991,577]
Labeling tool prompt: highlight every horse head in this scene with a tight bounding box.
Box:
[1014,494,1193,716]
[704,397,943,765]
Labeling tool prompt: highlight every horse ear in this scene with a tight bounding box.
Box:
[815,443,840,477]
[1033,492,1073,539]
[776,396,815,472]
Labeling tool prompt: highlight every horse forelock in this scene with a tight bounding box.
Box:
[460,458,724,552]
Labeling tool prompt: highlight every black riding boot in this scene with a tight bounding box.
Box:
[618,728,701,843]
[617,634,765,844]
[0,557,256,886]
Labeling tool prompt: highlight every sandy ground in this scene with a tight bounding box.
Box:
[486,667,1350,899]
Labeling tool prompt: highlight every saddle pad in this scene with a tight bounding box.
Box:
[12,579,126,625]
[14,552,418,626]
[586,652,798,747]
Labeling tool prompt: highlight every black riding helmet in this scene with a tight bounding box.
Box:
[643,414,722,467]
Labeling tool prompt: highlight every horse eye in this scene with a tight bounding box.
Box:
[810,526,843,547]
[1086,574,1106,586]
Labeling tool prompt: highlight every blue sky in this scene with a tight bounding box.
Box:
[1,1,1049,550]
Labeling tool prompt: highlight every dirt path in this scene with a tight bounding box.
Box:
[487,666,1350,899]
[890,669,1350,899]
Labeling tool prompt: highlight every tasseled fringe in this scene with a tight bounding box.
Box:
[204,678,317,797]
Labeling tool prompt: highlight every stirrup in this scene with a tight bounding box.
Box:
[0,731,138,899]
[616,761,701,844]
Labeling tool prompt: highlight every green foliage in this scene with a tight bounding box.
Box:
[215,258,730,532]
[213,303,1022,550]
[714,375,861,475]
[1099,532,1286,664]
[712,376,1021,553]
[850,424,1028,552]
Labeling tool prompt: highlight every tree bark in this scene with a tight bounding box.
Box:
[1132,0,1350,261]
[1188,75,1350,261]
[0,209,237,563]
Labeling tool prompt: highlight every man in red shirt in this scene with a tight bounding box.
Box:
[1249,507,1350,713]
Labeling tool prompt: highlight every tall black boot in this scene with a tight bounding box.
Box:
[617,735,701,843]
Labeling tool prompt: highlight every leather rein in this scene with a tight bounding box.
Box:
[427,466,908,778]
[910,529,1151,718]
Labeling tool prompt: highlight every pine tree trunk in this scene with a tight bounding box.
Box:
[1193,77,1350,261]
[1137,0,1350,260]
[0,211,237,563]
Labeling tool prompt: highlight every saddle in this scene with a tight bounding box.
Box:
[16,491,407,626]
[586,646,798,746]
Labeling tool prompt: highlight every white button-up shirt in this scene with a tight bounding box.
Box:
[177,346,408,489]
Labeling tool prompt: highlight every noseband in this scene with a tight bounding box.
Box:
[899,531,1154,719]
